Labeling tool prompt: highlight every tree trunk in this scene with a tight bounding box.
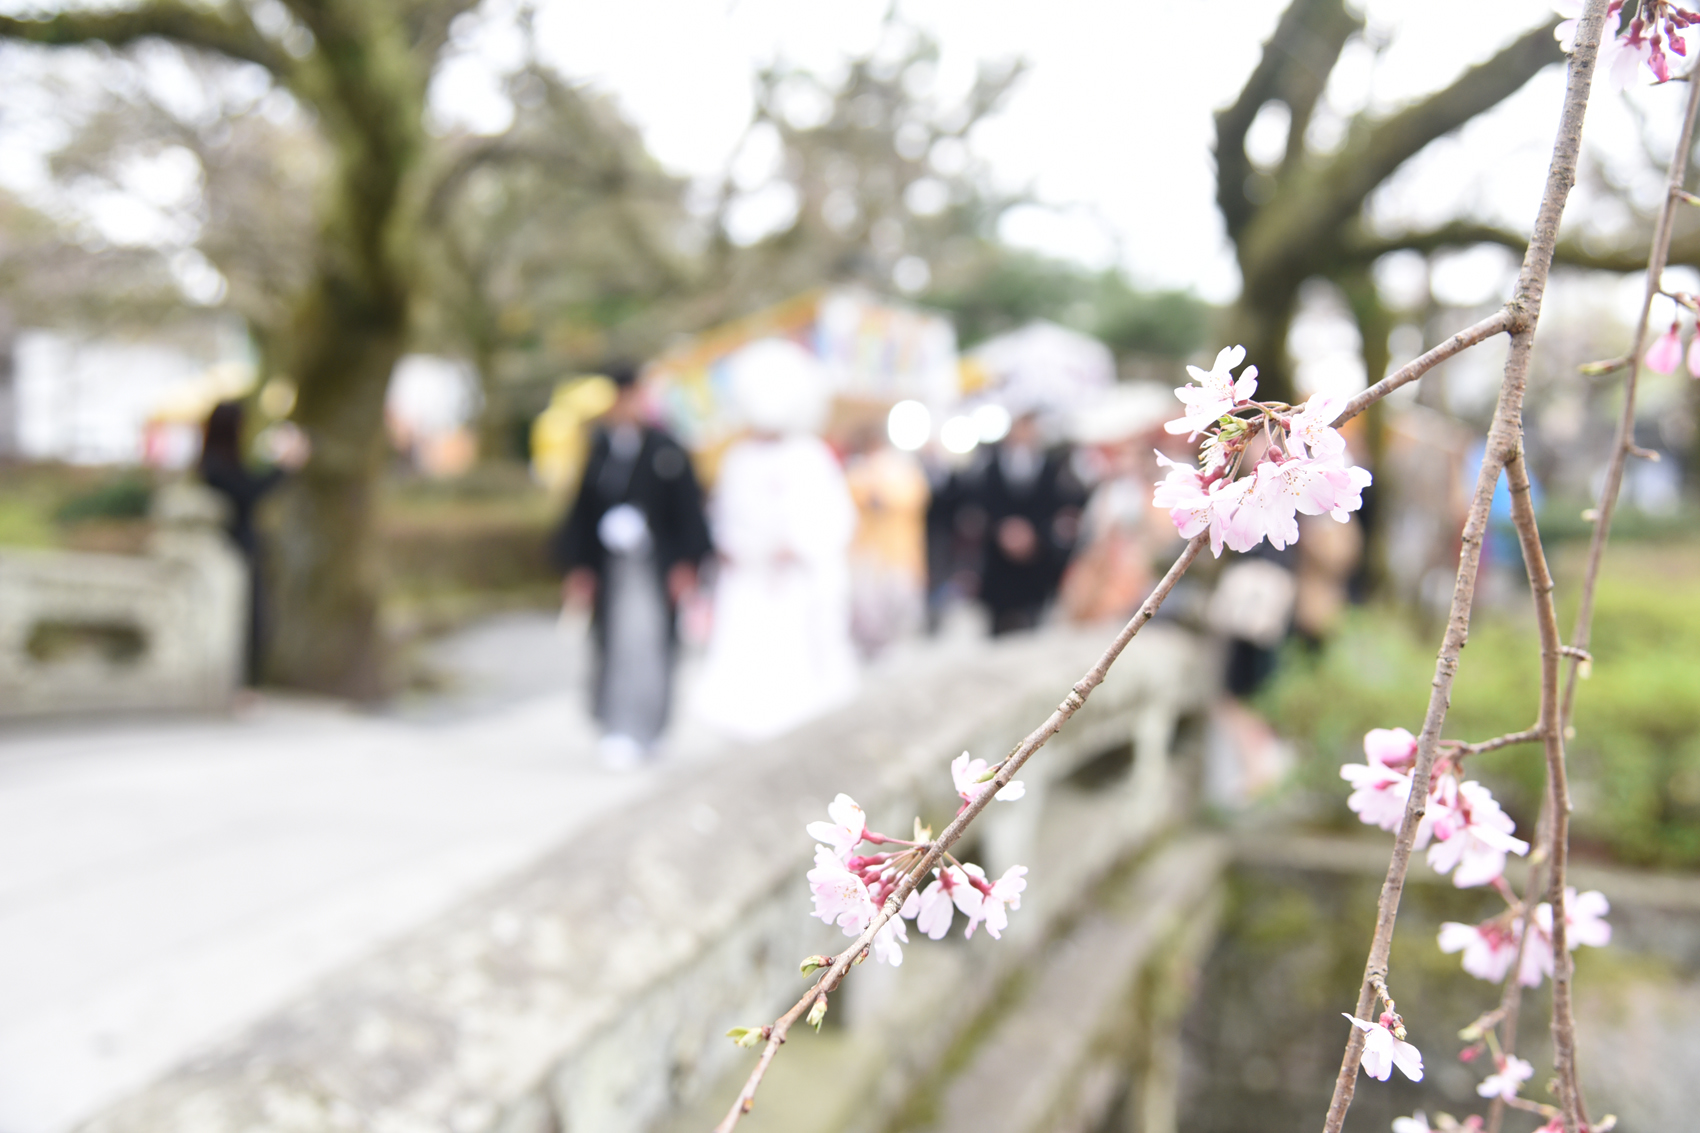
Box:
[266,267,407,698]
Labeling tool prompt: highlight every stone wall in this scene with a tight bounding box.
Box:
[78,621,1222,1133]
[0,482,244,719]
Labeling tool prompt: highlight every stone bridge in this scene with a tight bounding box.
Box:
[14,620,1229,1133]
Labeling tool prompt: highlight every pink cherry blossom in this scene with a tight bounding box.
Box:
[910,865,982,940]
[1363,727,1418,770]
[1285,394,1349,462]
[1424,779,1530,888]
[807,845,874,933]
[1516,888,1611,987]
[1564,887,1613,947]
[1557,0,1690,90]
[1163,344,1258,438]
[1646,322,1684,374]
[806,793,867,861]
[1344,1014,1424,1082]
[1687,332,1700,377]
[1438,919,1522,983]
[1332,738,1414,826]
[1476,1054,1533,1099]
[950,752,1025,810]
[1151,457,1263,559]
[962,863,1028,940]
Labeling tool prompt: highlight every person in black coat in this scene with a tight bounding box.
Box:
[552,367,711,764]
[947,410,1087,636]
[198,399,303,685]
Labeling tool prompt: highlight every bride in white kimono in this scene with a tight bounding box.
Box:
[694,339,858,741]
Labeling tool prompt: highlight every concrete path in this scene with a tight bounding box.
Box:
[0,610,725,1133]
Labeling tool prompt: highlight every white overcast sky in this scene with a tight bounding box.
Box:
[1,0,1692,310]
[422,0,1684,304]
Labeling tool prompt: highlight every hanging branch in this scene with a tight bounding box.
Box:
[1319,3,1609,1131]
[1486,55,1700,1133]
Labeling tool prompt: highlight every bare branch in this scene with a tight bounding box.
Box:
[1562,73,1700,731]
[1243,19,1563,276]
[1504,447,1588,1133]
[0,2,289,75]
[1332,308,1514,427]
[1442,727,1544,757]
[1213,0,1362,241]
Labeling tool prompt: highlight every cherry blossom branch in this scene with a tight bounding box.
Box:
[1331,307,1516,429]
[1504,448,1588,1133]
[1319,5,1608,1130]
[713,534,1207,1133]
[1561,63,1700,733]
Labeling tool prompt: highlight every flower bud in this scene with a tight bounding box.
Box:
[974,762,1002,783]
[799,955,833,976]
[807,995,829,1032]
[726,1026,768,1049]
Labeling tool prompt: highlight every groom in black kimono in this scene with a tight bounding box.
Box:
[552,365,711,766]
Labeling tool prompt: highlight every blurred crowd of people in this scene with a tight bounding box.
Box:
[535,336,1372,769]
[194,334,1371,770]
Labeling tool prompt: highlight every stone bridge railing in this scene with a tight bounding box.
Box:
[82,622,1226,1133]
[0,483,244,719]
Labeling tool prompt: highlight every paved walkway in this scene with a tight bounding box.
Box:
[0,611,729,1133]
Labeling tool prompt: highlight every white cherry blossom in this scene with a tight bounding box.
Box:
[1285,393,1349,462]
[962,863,1028,940]
[1344,1014,1424,1082]
[1476,1054,1533,1099]
[1424,779,1530,888]
[871,913,909,967]
[950,752,1025,809]
[910,865,982,940]
[1392,1113,1433,1133]
[1164,344,1258,438]
[806,793,867,861]
[1438,919,1522,983]
[807,845,874,933]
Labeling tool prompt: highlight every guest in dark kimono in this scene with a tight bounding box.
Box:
[962,410,1087,636]
[198,399,304,685]
[552,366,711,766]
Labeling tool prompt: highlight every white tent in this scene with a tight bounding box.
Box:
[967,320,1115,418]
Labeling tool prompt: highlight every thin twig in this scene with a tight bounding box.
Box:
[1332,308,1514,429]
[1441,727,1544,757]
[712,534,1207,1132]
[1562,71,1700,736]
[1319,5,1607,1130]
[1505,449,1587,1133]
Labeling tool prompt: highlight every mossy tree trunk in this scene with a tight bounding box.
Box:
[1216,0,1564,405]
[2,1,465,697]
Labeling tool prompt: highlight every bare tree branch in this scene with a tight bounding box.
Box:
[1344,216,1700,271]
[1214,0,1361,241]
[0,2,289,75]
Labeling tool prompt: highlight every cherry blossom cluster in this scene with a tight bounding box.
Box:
[1641,316,1700,378]
[1341,728,1531,888]
[1557,0,1697,88]
[1153,345,1372,557]
[1342,726,1614,1115]
[1439,887,1611,988]
[803,754,1029,969]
